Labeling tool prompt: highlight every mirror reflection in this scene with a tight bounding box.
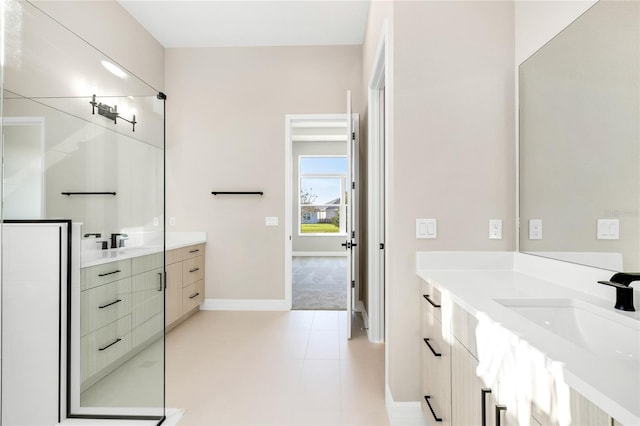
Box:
[519,0,640,271]
[2,0,165,419]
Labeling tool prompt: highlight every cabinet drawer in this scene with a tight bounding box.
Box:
[166,248,182,265]
[182,244,205,260]
[80,278,132,336]
[182,280,204,313]
[131,268,164,328]
[81,259,132,291]
[81,315,131,383]
[420,280,443,322]
[183,256,204,286]
[132,252,163,275]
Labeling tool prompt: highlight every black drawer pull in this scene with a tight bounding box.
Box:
[189,249,200,254]
[157,272,163,292]
[423,294,441,308]
[98,299,122,309]
[98,338,122,351]
[423,338,441,357]
[189,292,200,299]
[495,405,507,426]
[189,267,200,273]
[481,388,492,426]
[98,269,122,277]
[424,396,442,422]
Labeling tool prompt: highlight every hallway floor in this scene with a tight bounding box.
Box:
[166,310,388,425]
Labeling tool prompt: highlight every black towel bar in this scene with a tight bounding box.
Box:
[62,192,117,196]
[211,191,263,196]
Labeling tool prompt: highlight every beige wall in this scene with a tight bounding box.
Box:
[385,0,516,401]
[32,0,165,91]
[165,45,362,300]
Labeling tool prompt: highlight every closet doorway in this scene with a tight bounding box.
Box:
[285,112,359,337]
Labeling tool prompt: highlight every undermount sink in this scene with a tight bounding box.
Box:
[494,298,640,364]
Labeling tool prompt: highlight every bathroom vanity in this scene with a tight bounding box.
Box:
[416,252,639,426]
[73,233,206,410]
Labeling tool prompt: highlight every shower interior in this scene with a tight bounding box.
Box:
[1,0,166,423]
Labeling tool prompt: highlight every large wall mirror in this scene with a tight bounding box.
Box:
[519,0,639,272]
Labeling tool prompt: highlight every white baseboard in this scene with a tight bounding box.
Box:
[200,298,290,311]
[357,300,369,326]
[385,385,427,426]
[292,251,347,257]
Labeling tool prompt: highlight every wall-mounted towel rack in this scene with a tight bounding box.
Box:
[61,192,117,196]
[211,191,263,196]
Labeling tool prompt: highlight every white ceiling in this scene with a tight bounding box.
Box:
[117,1,371,48]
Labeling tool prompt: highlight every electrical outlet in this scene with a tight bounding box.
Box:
[529,219,542,240]
[265,216,279,227]
[153,217,159,226]
[169,217,176,226]
[489,219,503,239]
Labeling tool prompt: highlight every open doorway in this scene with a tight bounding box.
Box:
[285,113,359,332]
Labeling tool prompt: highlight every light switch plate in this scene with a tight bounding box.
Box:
[265,216,279,227]
[529,219,542,240]
[597,219,619,240]
[416,219,437,239]
[489,219,503,239]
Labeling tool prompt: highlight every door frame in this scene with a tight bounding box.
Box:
[366,21,390,344]
[284,113,359,311]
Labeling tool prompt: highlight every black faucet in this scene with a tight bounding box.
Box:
[110,233,128,249]
[597,273,640,312]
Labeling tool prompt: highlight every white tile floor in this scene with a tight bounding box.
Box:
[166,310,388,426]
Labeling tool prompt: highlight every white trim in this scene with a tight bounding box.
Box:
[385,385,427,426]
[356,299,367,320]
[200,298,289,311]
[292,251,347,257]
[292,134,347,142]
[366,20,389,344]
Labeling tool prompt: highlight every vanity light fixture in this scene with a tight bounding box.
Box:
[90,94,137,132]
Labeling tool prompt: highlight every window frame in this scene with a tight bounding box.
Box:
[298,155,348,237]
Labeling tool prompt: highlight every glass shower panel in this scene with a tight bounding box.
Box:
[1,0,165,422]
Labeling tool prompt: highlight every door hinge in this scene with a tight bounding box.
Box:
[351,181,355,189]
[351,280,355,289]
[352,132,356,141]
[351,231,355,239]
[380,243,384,250]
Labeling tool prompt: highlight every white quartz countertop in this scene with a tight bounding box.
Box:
[416,252,640,425]
[81,232,206,268]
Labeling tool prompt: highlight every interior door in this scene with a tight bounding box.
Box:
[344,90,356,339]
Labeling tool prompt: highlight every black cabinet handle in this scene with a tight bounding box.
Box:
[424,396,443,422]
[189,292,200,299]
[98,299,122,309]
[423,294,441,308]
[98,269,121,277]
[189,267,200,273]
[98,338,122,351]
[495,405,507,426]
[189,249,200,254]
[423,338,442,357]
[157,272,163,292]
[481,388,492,426]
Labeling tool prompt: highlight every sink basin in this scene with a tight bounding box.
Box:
[494,298,640,364]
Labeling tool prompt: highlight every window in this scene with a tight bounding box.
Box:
[298,156,348,235]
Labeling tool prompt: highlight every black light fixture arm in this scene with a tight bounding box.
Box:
[90,94,137,132]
